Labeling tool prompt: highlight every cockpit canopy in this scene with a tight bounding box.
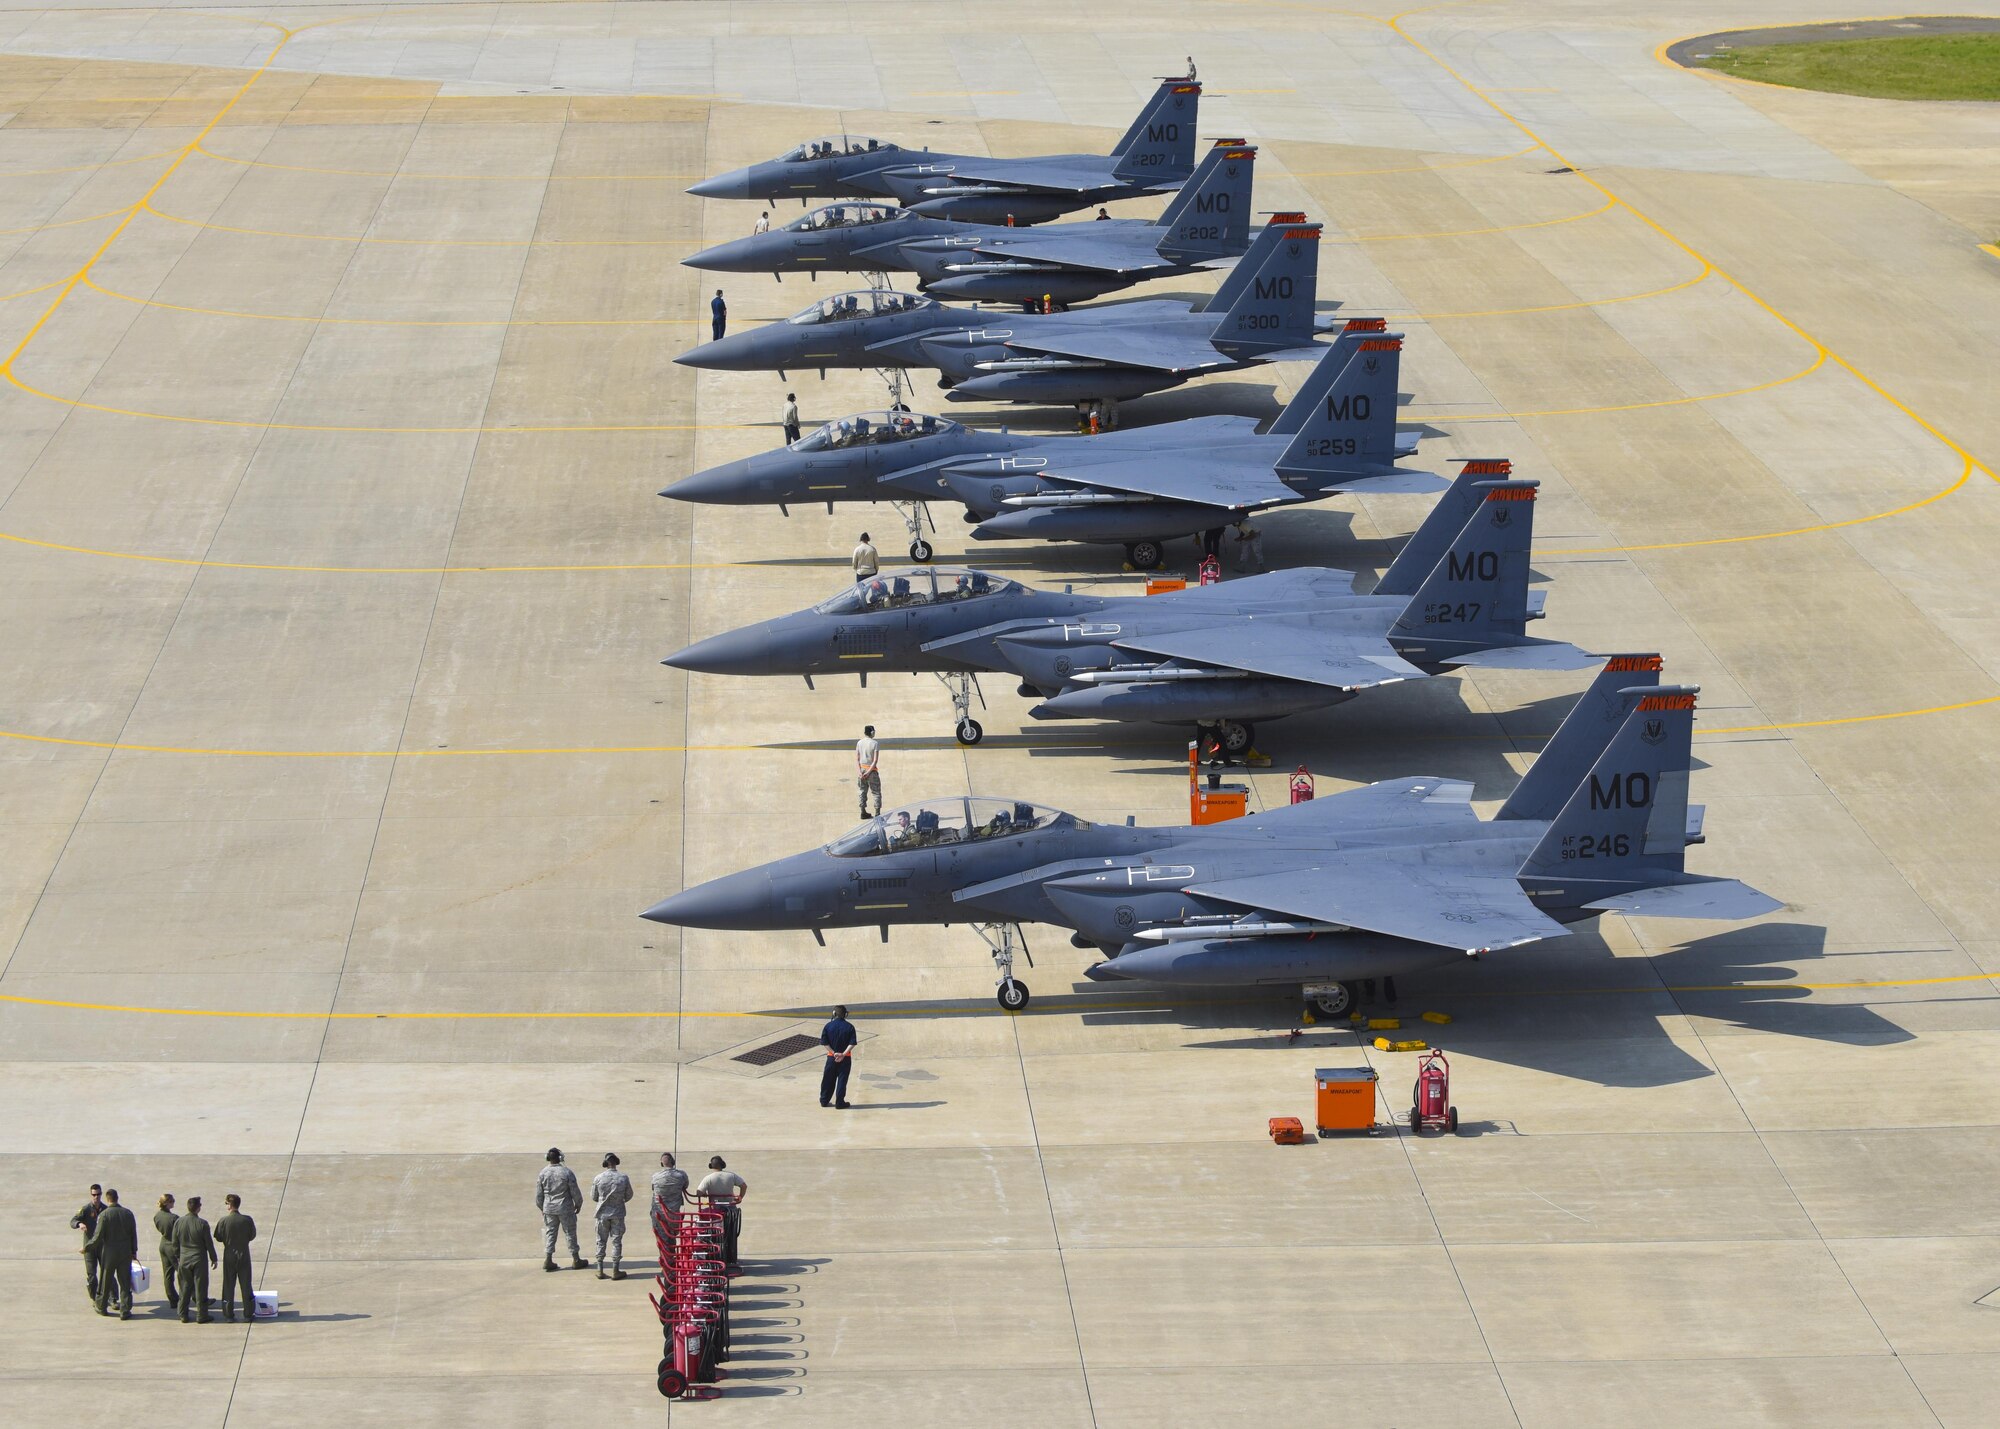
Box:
[787,289,932,326]
[813,564,1017,615]
[784,136,896,162]
[828,797,1085,857]
[790,203,902,233]
[791,409,955,452]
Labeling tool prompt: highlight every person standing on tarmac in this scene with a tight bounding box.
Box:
[753,210,771,235]
[69,1183,105,1304]
[855,725,882,818]
[710,290,728,341]
[820,1005,857,1108]
[214,1194,256,1323]
[782,392,801,445]
[652,1152,689,1213]
[536,1147,586,1272]
[82,1188,138,1319]
[153,1193,181,1314]
[696,1157,749,1270]
[591,1153,634,1281]
[170,1196,218,1323]
[851,531,878,580]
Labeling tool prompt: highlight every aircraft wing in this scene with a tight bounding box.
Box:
[960,231,1165,276]
[1004,325,1237,376]
[924,157,1119,195]
[1042,454,1299,510]
[1110,622,1427,690]
[1190,861,1570,953]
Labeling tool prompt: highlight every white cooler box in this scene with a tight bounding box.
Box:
[253,1289,278,1320]
[130,1261,150,1295]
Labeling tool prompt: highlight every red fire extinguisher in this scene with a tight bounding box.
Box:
[1198,556,1221,586]
[1289,766,1314,804]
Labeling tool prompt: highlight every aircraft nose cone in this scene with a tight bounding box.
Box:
[674,331,761,371]
[660,455,757,503]
[683,235,767,273]
[687,170,752,200]
[663,626,774,676]
[641,868,774,929]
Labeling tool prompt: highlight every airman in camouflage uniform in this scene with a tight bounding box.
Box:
[536,1148,585,1272]
[591,1153,634,1280]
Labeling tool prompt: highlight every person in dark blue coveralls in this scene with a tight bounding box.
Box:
[711,290,728,341]
[819,1005,857,1108]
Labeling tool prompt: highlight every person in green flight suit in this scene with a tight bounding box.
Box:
[153,1193,181,1313]
[68,1183,104,1304]
[170,1196,218,1323]
[214,1194,257,1324]
[81,1188,139,1319]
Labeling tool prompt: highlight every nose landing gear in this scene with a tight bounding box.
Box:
[937,671,987,745]
[973,922,1033,1011]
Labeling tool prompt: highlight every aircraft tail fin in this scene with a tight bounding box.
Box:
[1211,221,1320,356]
[1155,142,1255,261]
[1274,331,1402,480]
[1388,479,1537,650]
[1374,458,1513,597]
[1111,81,1202,178]
[1198,213,1301,313]
[1496,655,1663,822]
[1519,687,1699,881]
[1267,318,1383,434]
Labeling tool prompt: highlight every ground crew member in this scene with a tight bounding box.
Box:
[591,1153,634,1280]
[855,725,881,818]
[652,1152,689,1212]
[82,1188,138,1319]
[1095,207,1111,220]
[753,210,771,235]
[1232,519,1265,571]
[69,1183,105,1303]
[696,1157,749,1270]
[536,1147,586,1272]
[154,1193,181,1313]
[851,531,878,579]
[782,392,801,445]
[170,1196,217,1323]
[710,289,728,341]
[1186,55,1197,80]
[215,1194,257,1323]
[1200,526,1226,562]
[819,1005,857,1107]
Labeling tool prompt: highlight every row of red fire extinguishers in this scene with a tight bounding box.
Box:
[650,1194,734,1400]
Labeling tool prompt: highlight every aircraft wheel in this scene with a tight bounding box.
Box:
[997,978,1030,1012]
[1216,719,1256,756]
[909,539,934,563]
[1125,539,1164,571]
[955,718,983,746]
[1311,982,1356,1018]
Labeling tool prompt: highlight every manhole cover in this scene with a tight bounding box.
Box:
[733,1033,821,1066]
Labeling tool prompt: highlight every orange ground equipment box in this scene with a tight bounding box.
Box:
[1314,1066,1379,1136]
[1268,1116,1308,1145]
[1188,741,1250,825]
[1144,577,1187,596]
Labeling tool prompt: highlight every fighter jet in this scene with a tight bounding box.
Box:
[666,470,1589,755]
[685,140,1260,309]
[662,318,1426,570]
[687,80,1203,226]
[673,217,1330,409]
[643,656,1780,1013]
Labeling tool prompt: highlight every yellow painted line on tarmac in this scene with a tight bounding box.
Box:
[1979,243,2000,263]
[1392,260,1713,320]
[192,143,701,182]
[81,277,692,328]
[0,147,181,179]
[0,278,67,304]
[139,198,697,247]
[1432,346,1825,422]
[1289,141,1539,177]
[0,205,128,237]
[4,971,1992,1024]
[1385,8,1997,495]
[1339,193,1614,243]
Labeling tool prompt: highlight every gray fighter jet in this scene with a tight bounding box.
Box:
[685,140,1259,308]
[666,466,1586,755]
[642,656,1780,1012]
[673,217,1329,408]
[663,319,1425,569]
[687,80,1202,226]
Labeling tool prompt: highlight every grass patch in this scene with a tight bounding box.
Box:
[1697,33,2000,100]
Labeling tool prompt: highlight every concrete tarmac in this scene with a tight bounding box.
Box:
[4,3,2000,1424]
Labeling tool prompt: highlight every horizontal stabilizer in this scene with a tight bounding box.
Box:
[1334,467,1449,496]
[1582,878,1784,921]
[1442,641,1599,672]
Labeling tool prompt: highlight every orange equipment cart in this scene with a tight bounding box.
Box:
[1314,1066,1379,1136]
[1188,740,1249,824]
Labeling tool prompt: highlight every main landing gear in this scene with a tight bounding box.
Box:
[936,670,987,745]
[1197,719,1257,759]
[1124,539,1165,571]
[973,922,1033,1011]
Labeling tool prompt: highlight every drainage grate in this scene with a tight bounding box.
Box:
[733,1033,822,1067]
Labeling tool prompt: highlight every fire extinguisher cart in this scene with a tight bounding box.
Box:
[1407,1048,1458,1134]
